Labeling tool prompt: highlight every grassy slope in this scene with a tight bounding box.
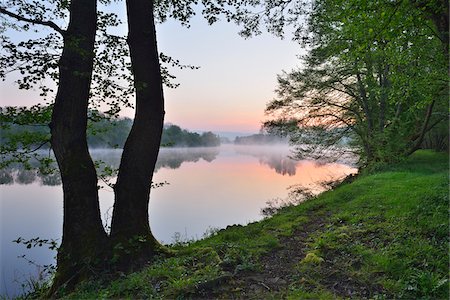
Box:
[66,150,448,299]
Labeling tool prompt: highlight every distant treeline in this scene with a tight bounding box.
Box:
[87,117,133,148]
[1,117,220,149]
[161,124,220,147]
[234,133,288,145]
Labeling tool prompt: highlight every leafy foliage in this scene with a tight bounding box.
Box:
[264,0,448,166]
[0,105,52,174]
[0,0,199,113]
[0,0,207,187]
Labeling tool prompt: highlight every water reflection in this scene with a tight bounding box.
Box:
[0,146,354,185]
[1,145,357,297]
[234,145,298,176]
[0,169,61,186]
[16,170,36,185]
[40,172,62,186]
[155,147,219,170]
[0,147,220,186]
[0,170,13,184]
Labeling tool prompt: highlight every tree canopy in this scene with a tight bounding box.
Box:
[264,0,448,166]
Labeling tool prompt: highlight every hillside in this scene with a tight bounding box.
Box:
[42,151,448,299]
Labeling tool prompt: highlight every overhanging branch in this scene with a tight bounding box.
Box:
[0,7,65,36]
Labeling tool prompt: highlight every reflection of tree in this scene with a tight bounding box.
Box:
[234,146,298,176]
[259,156,297,176]
[0,169,13,184]
[40,172,62,186]
[0,148,219,186]
[262,178,343,217]
[16,169,37,184]
[155,148,219,171]
[89,148,219,172]
[0,166,63,186]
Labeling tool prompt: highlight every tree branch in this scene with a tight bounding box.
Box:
[0,7,65,36]
[18,140,51,154]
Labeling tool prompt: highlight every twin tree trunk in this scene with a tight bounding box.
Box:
[50,0,107,291]
[50,0,163,292]
[110,0,165,266]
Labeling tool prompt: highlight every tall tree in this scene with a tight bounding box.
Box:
[49,0,109,290]
[1,0,108,291]
[0,0,163,291]
[0,0,202,292]
[262,0,448,165]
[110,0,165,267]
[188,0,448,163]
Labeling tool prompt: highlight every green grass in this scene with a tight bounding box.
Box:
[43,150,449,299]
[289,151,449,299]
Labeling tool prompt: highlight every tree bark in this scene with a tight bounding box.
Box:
[407,100,436,155]
[49,0,107,292]
[110,0,165,267]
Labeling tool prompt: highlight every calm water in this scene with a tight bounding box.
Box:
[0,145,356,296]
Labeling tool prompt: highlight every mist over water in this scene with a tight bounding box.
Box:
[0,145,356,296]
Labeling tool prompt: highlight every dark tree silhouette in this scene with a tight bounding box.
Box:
[47,0,108,291]
[110,0,166,267]
[1,0,167,292]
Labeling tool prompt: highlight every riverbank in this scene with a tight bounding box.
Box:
[31,150,449,299]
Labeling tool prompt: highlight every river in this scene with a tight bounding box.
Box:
[0,144,356,296]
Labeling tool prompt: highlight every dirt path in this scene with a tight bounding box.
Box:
[192,208,329,299]
[231,213,328,298]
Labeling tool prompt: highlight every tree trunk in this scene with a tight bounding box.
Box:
[110,0,165,268]
[355,68,374,162]
[379,64,389,133]
[49,0,107,293]
[356,70,373,133]
[407,100,436,155]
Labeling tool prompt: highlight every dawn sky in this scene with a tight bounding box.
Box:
[0,4,302,133]
[157,15,302,133]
